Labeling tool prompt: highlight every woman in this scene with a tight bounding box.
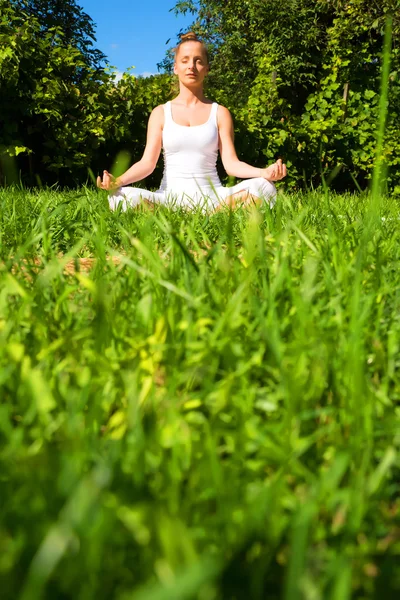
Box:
[97,33,287,211]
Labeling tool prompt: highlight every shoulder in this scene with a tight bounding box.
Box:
[150,104,166,118]
[216,104,230,115]
[216,104,233,128]
[148,104,165,127]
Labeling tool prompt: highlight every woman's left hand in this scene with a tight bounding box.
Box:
[262,159,287,181]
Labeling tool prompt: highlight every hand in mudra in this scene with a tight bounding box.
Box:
[96,170,121,191]
[262,159,287,182]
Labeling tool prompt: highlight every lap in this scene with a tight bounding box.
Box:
[108,177,276,212]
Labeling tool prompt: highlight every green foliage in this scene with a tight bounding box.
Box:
[10,0,106,68]
[1,0,400,190]
[173,0,400,191]
[0,188,400,598]
[0,0,109,183]
[0,1,174,186]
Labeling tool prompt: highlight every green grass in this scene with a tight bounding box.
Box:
[0,187,399,600]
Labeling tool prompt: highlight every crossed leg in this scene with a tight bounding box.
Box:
[214,190,261,211]
[215,177,276,211]
[108,188,164,211]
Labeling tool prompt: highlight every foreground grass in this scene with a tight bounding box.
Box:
[0,187,399,600]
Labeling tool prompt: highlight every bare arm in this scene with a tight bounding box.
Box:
[217,106,286,181]
[97,105,164,190]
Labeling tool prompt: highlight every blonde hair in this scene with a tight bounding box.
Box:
[174,32,210,64]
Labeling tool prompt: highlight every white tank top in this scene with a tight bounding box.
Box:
[158,101,222,195]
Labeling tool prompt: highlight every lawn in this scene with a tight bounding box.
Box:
[0,187,399,599]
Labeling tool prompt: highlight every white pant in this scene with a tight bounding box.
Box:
[108,177,276,212]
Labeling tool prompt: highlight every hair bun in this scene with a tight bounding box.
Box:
[180,32,199,42]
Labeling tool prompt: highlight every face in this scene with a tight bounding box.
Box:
[174,41,209,84]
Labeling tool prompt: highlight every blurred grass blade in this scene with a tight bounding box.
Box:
[19,465,111,600]
[111,150,131,178]
[371,16,392,208]
[284,502,316,600]
[121,558,221,600]
[331,556,352,600]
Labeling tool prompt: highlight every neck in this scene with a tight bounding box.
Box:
[175,83,207,106]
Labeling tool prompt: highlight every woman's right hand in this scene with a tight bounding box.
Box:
[96,170,122,191]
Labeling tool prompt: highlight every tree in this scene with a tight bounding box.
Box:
[10,0,106,69]
[171,0,400,191]
[0,0,106,183]
[0,0,174,186]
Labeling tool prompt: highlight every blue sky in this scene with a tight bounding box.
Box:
[79,1,195,77]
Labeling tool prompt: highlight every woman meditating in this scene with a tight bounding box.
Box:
[97,32,287,211]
